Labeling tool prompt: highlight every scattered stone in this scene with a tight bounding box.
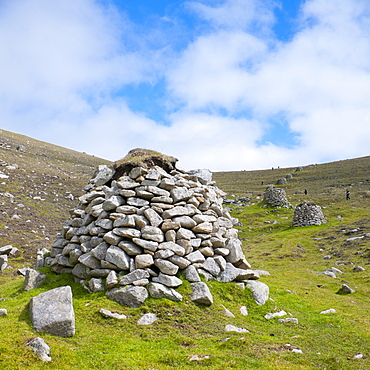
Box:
[0,254,8,271]
[0,308,7,316]
[264,310,287,319]
[246,280,269,305]
[320,308,336,314]
[24,269,46,291]
[189,354,210,361]
[190,282,213,305]
[26,337,51,362]
[225,324,249,333]
[326,267,342,274]
[353,266,365,272]
[292,348,303,354]
[337,284,355,294]
[276,178,287,185]
[137,313,158,325]
[222,305,235,317]
[30,286,75,337]
[240,306,248,316]
[353,353,363,359]
[99,308,127,319]
[0,245,13,255]
[278,318,298,324]
[89,278,105,292]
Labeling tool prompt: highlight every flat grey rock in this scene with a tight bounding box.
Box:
[106,286,148,308]
[137,313,158,325]
[30,286,75,337]
[148,282,182,302]
[99,308,126,320]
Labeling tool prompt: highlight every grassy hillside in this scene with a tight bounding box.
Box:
[0,131,369,369]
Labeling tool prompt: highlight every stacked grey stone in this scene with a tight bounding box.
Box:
[263,186,292,208]
[276,178,287,185]
[48,164,261,307]
[292,202,326,227]
[0,244,20,271]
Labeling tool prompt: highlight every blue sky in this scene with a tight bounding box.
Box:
[1,0,370,171]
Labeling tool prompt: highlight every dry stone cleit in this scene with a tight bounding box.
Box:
[47,149,268,308]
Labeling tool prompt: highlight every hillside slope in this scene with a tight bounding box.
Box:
[0,131,369,369]
[0,129,112,263]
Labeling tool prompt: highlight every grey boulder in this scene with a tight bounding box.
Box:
[190,282,213,305]
[30,286,75,337]
[106,285,148,308]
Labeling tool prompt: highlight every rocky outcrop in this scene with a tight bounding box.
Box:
[263,186,292,208]
[292,202,326,227]
[47,150,263,307]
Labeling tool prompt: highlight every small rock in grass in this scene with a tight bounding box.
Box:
[26,337,51,362]
[0,308,7,316]
[278,318,298,324]
[337,284,355,294]
[137,313,158,325]
[353,353,363,359]
[240,306,248,316]
[99,308,127,320]
[189,354,210,361]
[222,305,235,317]
[225,324,249,333]
[292,348,303,354]
[264,310,287,320]
[353,266,365,272]
[320,308,336,314]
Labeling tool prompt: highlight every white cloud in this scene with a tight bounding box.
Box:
[166,0,370,167]
[186,0,276,33]
[1,0,370,172]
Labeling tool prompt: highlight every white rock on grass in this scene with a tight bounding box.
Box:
[0,255,8,271]
[320,308,336,314]
[246,280,269,305]
[225,324,249,333]
[0,308,7,316]
[222,305,235,317]
[137,313,158,325]
[240,306,248,316]
[278,318,298,324]
[99,308,127,320]
[264,310,287,320]
[26,337,51,362]
[30,286,75,337]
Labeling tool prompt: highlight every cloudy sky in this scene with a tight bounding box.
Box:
[1,0,370,171]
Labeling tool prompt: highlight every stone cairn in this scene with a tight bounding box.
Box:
[48,149,260,307]
[263,186,292,208]
[292,202,326,227]
[276,177,287,185]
